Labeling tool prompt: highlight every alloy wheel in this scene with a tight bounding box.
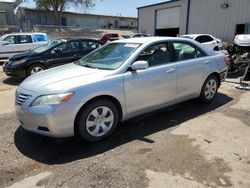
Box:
[30,66,44,75]
[86,106,114,137]
[204,79,217,100]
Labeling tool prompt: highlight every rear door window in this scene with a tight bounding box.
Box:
[18,35,33,44]
[172,42,206,61]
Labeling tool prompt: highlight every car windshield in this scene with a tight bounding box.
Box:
[78,43,140,70]
[32,40,62,53]
[0,35,5,41]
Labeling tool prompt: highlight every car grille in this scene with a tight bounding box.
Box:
[16,93,31,106]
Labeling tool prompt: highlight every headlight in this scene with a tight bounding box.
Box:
[31,92,74,106]
[13,59,26,65]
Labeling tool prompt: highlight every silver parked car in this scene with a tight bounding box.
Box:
[15,37,228,142]
[0,33,48,61]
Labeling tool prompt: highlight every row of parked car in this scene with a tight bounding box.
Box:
[0,32,154,78]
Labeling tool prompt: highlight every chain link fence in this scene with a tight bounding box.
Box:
[0,24,136,39]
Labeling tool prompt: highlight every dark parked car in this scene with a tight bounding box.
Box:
[3,38,103,78]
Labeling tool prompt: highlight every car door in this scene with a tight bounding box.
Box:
[124,42,177,115]
[16,35,34,51]
[80,40,102,57]
[46,41,81,68]
[170,41,209,100]
[0,35,19,55]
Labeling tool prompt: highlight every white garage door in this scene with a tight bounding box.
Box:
[156,7,181,29]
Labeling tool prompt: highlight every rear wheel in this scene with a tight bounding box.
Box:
[76,99,119,142]
[27,64,45,76]
[200,75,219,103]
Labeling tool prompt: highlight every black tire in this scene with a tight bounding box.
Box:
[76,99,119,142]
[27,64,45,76]
[200,75,219,103]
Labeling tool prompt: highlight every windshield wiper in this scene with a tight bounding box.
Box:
[82,63,99,69]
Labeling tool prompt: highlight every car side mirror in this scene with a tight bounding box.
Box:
[131,61,149,71]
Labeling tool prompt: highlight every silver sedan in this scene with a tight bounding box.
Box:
[15,37,228,142]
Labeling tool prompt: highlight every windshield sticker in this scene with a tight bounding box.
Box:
[124,44,140,48]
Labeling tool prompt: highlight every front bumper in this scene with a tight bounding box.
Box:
[15,87,84,138]
[3,61,26,78]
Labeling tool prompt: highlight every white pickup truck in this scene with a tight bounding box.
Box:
[0,32,48,61]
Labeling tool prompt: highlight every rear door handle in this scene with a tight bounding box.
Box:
[166,68,176,73]
[203,60,210,65]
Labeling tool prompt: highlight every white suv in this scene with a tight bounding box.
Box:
[0,33,48,61]
[181,34,223,51]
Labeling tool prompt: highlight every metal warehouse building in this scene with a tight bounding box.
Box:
[137,0,250,42]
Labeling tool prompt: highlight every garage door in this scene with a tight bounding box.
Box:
[156,7,181,29]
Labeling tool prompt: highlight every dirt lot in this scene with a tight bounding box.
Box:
[0,68,250,188]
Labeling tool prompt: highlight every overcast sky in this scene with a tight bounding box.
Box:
[15,0,167,17]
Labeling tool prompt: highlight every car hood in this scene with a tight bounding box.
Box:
[9,51,36,61]
[20,63,113,93]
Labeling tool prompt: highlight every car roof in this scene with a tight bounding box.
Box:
[113,36,191,44]
[54,37,101,42]
[181,34,212,38]
[3,32,47,36]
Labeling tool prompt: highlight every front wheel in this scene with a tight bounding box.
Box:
[76,100,119,142]
[200,75,219,103]
[27,64,45,76]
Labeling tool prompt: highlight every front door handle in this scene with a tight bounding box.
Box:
[166,68,176,73]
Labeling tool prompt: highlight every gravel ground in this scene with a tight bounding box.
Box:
[0,68,249,188]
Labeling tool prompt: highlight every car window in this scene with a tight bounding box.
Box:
[33,34,47,42]
[18,35,32,44]
[81,41,101,51]
[136,43,170,67]
[3,35,16,44]
[195,35,213,43]
[52,41,79,53]
[112,34,119,37]
[173,42,206,61]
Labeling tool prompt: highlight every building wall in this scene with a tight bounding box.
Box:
[17,8,137,29]
[0,12,7,25]
[138,0,188,35]
[188,0,250,42]
[138,0,250,42]
[0,2,15,25]
[63,13,137,28]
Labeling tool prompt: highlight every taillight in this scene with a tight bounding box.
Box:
[224,56,230,66]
